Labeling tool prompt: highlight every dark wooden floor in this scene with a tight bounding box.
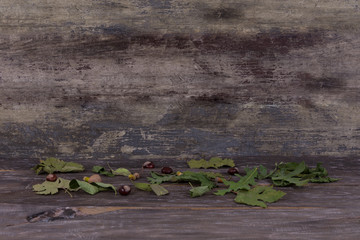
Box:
[1,157,359,239]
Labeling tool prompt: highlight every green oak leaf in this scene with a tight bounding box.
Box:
[214,167,258,196]
[32,177,72,195]
[32,157,84,174]
[234,186,286,208]
[271,161,309,187]
[33,181,60,195]
[190,186,210,198]
[187,157,235,169]
[300,163,339,183]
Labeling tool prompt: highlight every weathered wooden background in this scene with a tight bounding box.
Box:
[1,1,360,239]
[0,1,360,159]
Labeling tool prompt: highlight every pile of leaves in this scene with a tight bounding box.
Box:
[33,178,117,196]
[31,157,339,208]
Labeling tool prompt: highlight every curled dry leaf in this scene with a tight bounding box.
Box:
[87,174,102,183]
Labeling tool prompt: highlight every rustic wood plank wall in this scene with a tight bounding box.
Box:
[0,0,359,161]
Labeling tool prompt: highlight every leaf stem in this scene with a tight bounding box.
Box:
[107,162,114,172]
[64,188,73,198]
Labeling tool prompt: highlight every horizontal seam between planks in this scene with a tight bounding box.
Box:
[77,206,325,215]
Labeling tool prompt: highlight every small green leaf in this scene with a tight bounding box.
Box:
[150,184,169,196]
[92,166,115,177]
[112,168,131,177]
[134,182,153,191]
[214,189,229,196]
[69,179,99,195]
[187,157,235,169]
[190,186,210,197]
[234,186,286,208]
[92,182,117,194]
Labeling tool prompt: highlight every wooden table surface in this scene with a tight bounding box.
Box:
[1,157,359,239]
[1,1,359,239]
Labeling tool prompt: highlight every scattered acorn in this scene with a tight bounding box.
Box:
[143,161,155,169]
[227,167,239,175]
[46,173,57,182]
[215,177,223,183]
[118,185,131,195]
[85,174,102,183]
[161,167,173,174]
[133,172,140,179]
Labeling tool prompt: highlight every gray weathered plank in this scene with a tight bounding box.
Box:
[0,0,359,159]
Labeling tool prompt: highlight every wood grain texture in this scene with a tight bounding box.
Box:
[0,0,359,160]
[1,157,359,239]
[1,1,359,239]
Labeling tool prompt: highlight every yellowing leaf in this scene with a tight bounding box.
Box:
[150,184,169,196]
[33,181,60,195]
[32,178,72,195]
